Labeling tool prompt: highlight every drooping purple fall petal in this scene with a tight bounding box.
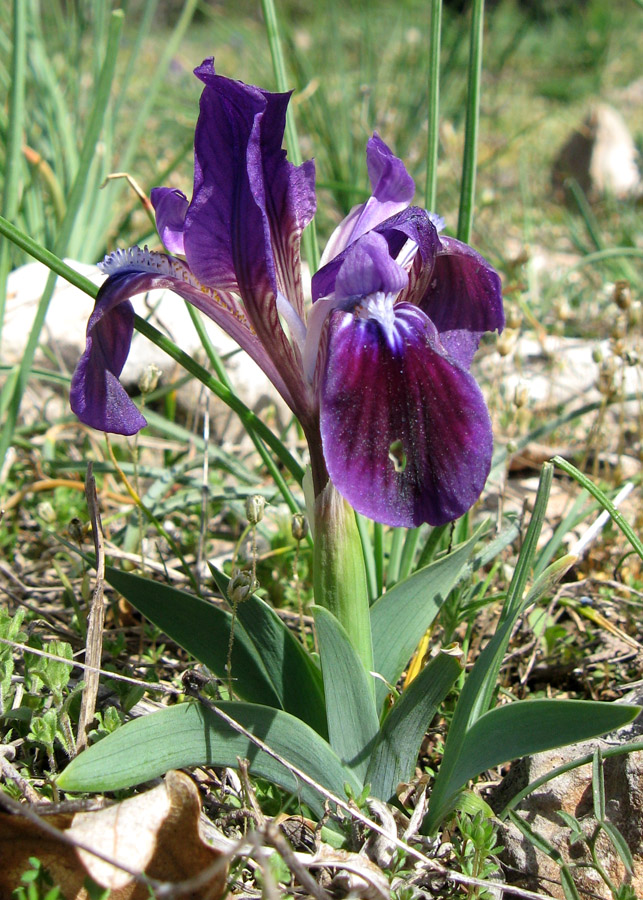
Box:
[70,277,145,435]
[320,303,493,527]
[417,235,505,369]
[70,247,300,434]
[321,304,492,527]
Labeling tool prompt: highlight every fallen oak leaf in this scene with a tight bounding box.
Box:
[0,771,228,900]
[0,811,85,900]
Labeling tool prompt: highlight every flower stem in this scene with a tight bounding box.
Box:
[312,480,374,680]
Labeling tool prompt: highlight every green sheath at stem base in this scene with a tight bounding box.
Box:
[312,480,374,682]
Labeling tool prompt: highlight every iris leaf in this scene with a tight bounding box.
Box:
[434,699,640,832]
[370,525,484,711]
[235,595,328,738]
[366,648,462,802]
[313,605,379,782]
[104,566,279,708]
[57,701,358,817]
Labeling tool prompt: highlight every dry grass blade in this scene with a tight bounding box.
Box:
[76,463,106,753]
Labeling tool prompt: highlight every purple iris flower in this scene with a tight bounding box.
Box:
[70,59,504,528]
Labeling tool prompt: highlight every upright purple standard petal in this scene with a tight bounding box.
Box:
[320,304,493,527]
[320,134,416,264]
[186,57,317,311]
[418,236,505,369]
[183,60,316,419]
[151,187,188,255]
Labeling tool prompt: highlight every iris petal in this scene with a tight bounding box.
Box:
[418,236,504,369]
[70,247,301,434]
[70,275,145,435]
[183,60,315,417]
[335,232,408,302]
[320,304,493,527]
[183,61,266,292]
[313,206,439,303]
[320,134,415,264]
[150,187,188,255]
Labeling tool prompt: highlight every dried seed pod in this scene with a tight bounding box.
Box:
[244,494,266,525]
[514,383,529,409]
[505,306,522,330]
[610,316,627,341]
[68,517,85,543]
[597,356,617,396]
[138,363,162,395]
[613,279,631,310]
[291,513,309,542]
[496,329,517,357]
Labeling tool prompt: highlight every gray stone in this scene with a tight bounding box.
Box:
[489,699,643,898]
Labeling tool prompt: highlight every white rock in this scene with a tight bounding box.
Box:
[552,103,641,199]
[589,104,641,197]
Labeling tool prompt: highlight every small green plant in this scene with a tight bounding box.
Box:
[452,811,503,900]
[0,607,25,713]
[24,640,81,767]
[12,858,62,900]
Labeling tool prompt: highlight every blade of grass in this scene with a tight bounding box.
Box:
[355,513,378,604]
[28,5,80,190]
[112,0,160,119]
[499,738,643,819]
[0,10,124,471]
[553,456,643,561]
[398,527,422,582]
[386,527,405,587]
[260,0,319,272]
[457,0,484,243]
[373,521,385,599]
[0,0,27,346]
[425,0,442,210]
[83,0,199,261]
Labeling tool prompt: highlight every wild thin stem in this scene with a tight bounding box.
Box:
[425,0,442,211]
[260,0,320,272]
[457,0,484,243]
[0,0,27,347]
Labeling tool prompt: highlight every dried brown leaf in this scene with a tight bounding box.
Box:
[0,771,227,899]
